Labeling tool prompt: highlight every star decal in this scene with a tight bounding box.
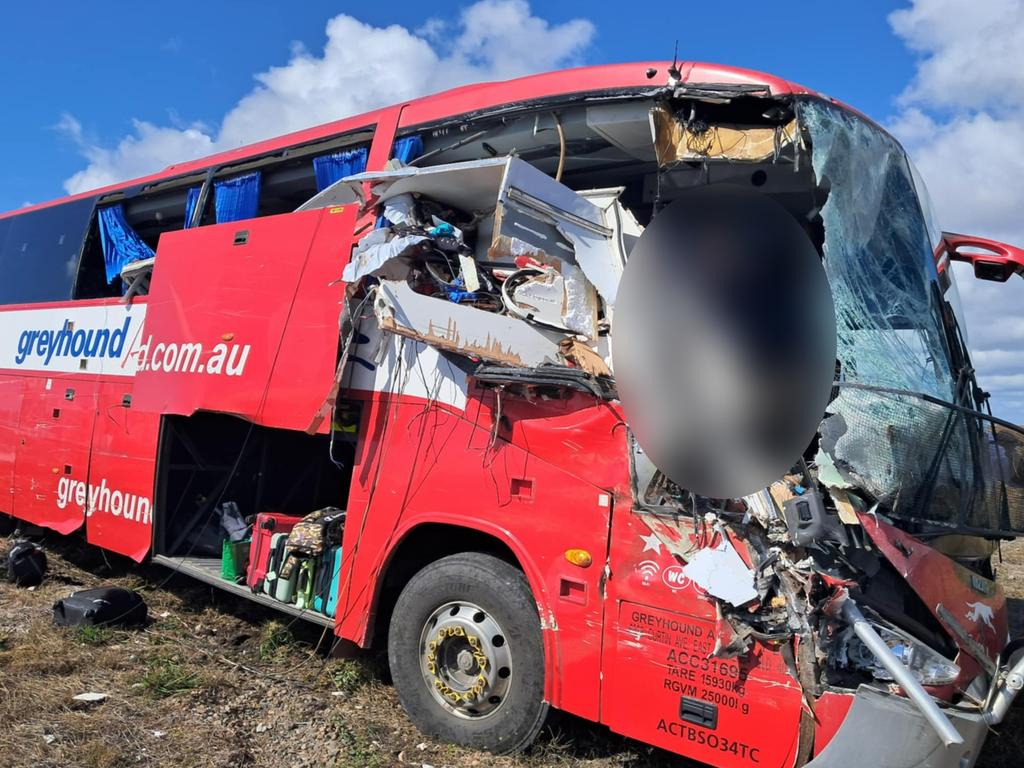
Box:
[640,532,663,555]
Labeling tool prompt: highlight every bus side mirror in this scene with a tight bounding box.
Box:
[939,232,1024,283]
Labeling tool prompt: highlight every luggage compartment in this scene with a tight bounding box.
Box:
[151,411,357,626]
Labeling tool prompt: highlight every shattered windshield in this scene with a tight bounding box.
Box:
[801,99,1024,534]
[800,99,956,400]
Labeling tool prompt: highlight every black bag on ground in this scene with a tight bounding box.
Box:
[52,587,148,628]
[6,541,46,587]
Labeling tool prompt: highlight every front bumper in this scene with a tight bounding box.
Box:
[805,686,989,768]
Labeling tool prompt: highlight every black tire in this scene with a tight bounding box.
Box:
[388,552,548,754]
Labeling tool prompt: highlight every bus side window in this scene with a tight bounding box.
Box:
[75,185,194,300]
[0,197,95,305]
[208,144,369,222]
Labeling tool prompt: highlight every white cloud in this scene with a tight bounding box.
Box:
[60,1,594,194]
[888,0,1024,422]
[889,0,1024,112]
[60,117,215,194]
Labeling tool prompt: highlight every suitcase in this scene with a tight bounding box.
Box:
[295,558,317,611]
[313,545,342,617]
[263,534,298,603]
[53,587,147,628]
[246,513,302,590]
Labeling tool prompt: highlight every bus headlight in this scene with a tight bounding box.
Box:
[849,622,960,686]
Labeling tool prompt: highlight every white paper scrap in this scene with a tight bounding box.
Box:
[682,539,757,606]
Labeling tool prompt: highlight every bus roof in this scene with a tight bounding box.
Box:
[3,60,814,221]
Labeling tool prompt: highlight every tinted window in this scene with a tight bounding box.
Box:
[0,196,95,305]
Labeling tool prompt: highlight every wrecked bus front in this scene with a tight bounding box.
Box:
[613,94,1024,766]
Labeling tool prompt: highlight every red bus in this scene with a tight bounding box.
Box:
[3,61,1024,768]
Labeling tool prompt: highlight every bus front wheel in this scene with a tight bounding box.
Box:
[387,552,548,754]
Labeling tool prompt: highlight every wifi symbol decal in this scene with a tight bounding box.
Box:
[636,560,660,586]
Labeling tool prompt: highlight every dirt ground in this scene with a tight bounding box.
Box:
[1,531,1022,768]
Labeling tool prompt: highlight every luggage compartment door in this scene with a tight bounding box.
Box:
[85,380,159,561]
[14,374,99,533]
[130,210,325,424]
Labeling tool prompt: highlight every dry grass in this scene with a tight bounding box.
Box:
[0,532,674,768]
[0,530,1021,767]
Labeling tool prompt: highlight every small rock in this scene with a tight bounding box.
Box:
[150,730,166,739]
[72,692,108,703]
[43,734,56,745]
[416,743,428,751]
[255,723,270,733]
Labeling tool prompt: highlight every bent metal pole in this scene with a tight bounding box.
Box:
[840,598,964,747]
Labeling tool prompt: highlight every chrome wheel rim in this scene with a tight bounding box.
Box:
[418,601,513,719]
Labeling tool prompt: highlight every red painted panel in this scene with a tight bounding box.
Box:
[601,510,803,766]
[604,602,802,768]
[397,62,807,129]
[15,375,98,533]
[478,388,629,491]
[86,382,159,562]
[0,376,23,514]
[334,395,611,722]
[812,691,854,756]
[131,211,324,422]
[260,205,357,432]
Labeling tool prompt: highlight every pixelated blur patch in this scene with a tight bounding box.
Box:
[613,188,836,499]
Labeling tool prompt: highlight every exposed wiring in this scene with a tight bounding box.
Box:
[553,112,566,182]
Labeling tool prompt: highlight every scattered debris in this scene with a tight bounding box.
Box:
[651,103,798,164]
[72,692,109,704]
[303,157,632,407]
[681,536,757,606]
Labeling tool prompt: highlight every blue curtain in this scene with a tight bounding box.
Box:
[184,186,201,228]
[214,172,261,224]
[98,204,155,284]
[313,147,368,192]
[392,135,423,164]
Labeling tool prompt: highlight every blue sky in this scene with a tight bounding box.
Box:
[2,0,1023,421]
[0,1,913,211]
